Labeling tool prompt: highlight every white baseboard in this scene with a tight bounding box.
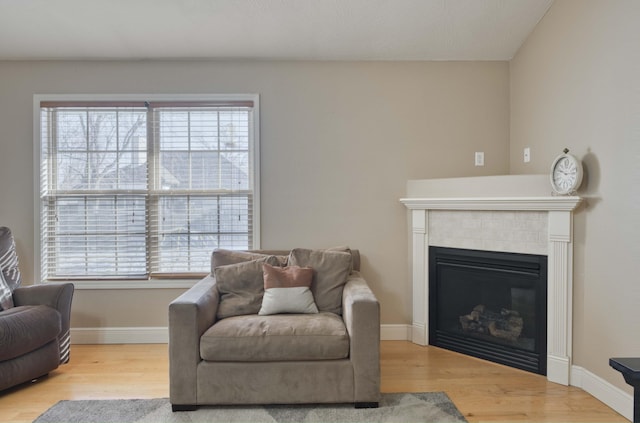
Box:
[71,327,169,344]
[72,324,412,345]
[547,354,570,385]
[380,324,412,341]
[571,365,633,421]
[411,323,427,346]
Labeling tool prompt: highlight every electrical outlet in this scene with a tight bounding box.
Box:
[475,152,484,166]
[524,147,531,163]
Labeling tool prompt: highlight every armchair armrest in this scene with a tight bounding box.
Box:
[169,274,219,406]
[342,272,380,403]
[13,283,74,363]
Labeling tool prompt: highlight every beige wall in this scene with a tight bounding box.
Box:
[2,2,634,399]
[0,60,510,328]
[510,0,640,393]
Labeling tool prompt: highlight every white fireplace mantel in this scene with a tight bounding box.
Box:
[400,175,582,386]
[400,196,582,211]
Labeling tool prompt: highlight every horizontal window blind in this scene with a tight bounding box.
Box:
[39,99,256,281]
[149,105,253,276]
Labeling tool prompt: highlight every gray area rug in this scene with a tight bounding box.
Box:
[34,392,467,423]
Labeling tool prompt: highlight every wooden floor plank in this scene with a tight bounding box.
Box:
[0,341,627,422]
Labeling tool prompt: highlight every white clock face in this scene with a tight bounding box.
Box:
[553,157,578,193]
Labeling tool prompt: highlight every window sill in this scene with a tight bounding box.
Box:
[43,279,200,290]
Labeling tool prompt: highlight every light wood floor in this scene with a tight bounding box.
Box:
[0,341,627,423]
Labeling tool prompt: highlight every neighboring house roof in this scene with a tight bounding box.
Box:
[68,152,248,191]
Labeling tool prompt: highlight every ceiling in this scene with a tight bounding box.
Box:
[0,0,554,61]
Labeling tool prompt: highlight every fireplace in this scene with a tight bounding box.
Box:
[429,246,547,374]
[400,174,581,385]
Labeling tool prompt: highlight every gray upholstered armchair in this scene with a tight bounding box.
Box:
[169,248,380,411]
[0,283,74,391]
[0,226,74,392]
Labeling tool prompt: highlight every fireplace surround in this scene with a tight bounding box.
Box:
[400,175,581,385]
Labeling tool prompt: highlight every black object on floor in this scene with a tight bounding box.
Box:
[610,357,640,423]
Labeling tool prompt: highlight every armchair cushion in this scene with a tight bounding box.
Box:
[0,305,61,361]
[215,256,281,319]
[289,248,352,315]
[200,312,349,362]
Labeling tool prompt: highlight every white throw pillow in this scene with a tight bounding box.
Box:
[258,263,319,315]
[259,286,318,315]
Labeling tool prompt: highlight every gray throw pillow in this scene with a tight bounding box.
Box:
[0,270,13,310]
[211,249,287,274]
[326,245,354,273]
[288,248,352,315]
[215,256,280,319]
[0,227,21,291]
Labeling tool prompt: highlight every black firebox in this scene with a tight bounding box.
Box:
[429,246,547,375]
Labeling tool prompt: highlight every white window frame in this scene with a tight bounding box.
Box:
[33,94,260,289]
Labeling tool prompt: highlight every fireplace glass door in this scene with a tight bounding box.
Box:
[429,246,547,374]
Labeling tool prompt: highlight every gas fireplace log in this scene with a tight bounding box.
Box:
[459,305,524,341]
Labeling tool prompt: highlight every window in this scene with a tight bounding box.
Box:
[36,95,259,286]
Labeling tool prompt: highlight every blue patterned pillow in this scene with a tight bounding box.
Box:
[0,269,13,310]
[0,227,21,291]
